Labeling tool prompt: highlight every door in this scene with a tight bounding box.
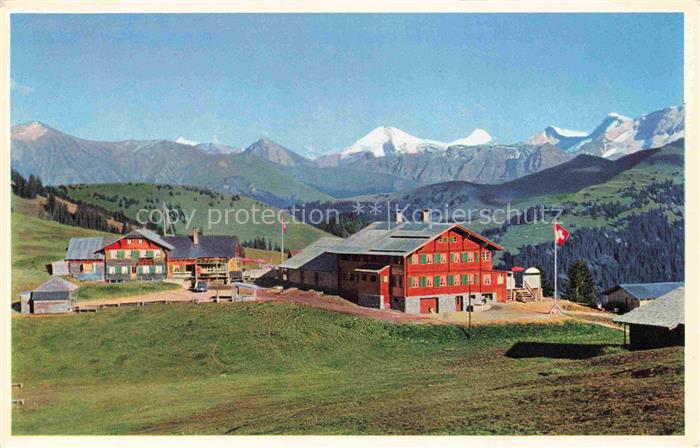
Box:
[420,298,438,314]
[455,296,464,311]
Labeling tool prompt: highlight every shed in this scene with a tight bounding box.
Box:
[602,282,684,313]
[613,287,684,349]
[22,277,80,314]
[279,237,342,292]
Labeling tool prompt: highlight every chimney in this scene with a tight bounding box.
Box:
[396,210,404,224]
[422,209,431,223]
[192,228,200,245]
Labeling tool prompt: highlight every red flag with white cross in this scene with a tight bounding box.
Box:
[554,222,570,246]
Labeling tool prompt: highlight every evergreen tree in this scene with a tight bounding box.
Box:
[534,265,554,297]
[564,260,597,306]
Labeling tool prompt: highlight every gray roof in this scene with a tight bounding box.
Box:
[66,237,110,260]
[163,235,239,259]
[278,222,502,271]
[34,277,79,292]
[328,221,503,256]
[279,237,342,270]
[614,287,684,329]
[95,228,174,252]
[603,282,684,300]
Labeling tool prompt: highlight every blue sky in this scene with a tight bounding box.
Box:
[11,13,683,155]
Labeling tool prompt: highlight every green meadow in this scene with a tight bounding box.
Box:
[12,302,683,435]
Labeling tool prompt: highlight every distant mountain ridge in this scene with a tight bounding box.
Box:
[11,104,683,205]
[527,106,684,159]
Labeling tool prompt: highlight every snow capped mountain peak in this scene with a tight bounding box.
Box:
[341,126,444,158]
[546,126,587,138]
[607,112,631,121]
[175,136,198,146]
[449,128,493,146]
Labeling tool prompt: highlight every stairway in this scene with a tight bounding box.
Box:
[515,289,536,302]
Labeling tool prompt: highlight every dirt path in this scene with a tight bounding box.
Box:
[74,285,619,330]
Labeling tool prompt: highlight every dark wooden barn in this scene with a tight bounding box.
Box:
[19,277,79,314]
[614,286,684,349]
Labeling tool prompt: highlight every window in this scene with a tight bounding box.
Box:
[146,250,154,258]
[497,274,504,285]
[440,275,447,286]
[426,276,433,287]
[454,275,461,286]
[121,266,129,274]
[440,253,447,264]
[110,250,117,259]
[411,254,419,264]
[410,276,418,288]
[461,274,468,285]
[126,239,132,245]
[468,252,475,262]
[482,251,490,261]
[484,274,491,285]
[108,266,116,274]
[419,276,427,287]
[452,253,460,263]
[426,254,433,264]
[448,275,454,286]
[155,265,163,274]
[131,250,140,259]
[82,263,93,272]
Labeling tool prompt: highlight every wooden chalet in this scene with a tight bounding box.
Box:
[95,229,173,283]
[163,228,242,285]
[280,211,516,314]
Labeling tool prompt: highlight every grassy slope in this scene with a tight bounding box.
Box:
[483,145,684,255]
[12,302,683,435]
[61,183,330,250]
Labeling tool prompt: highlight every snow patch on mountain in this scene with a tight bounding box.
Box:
[341,127,445,158]
[175,136,198,146]
[448,128,493,146]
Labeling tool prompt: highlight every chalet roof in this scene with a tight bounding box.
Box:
[278,237,342,270]
[95,228,174,252]
[32,277,79,300]
[328,221,503,256]
[603,282,684,300]
[163,235,238,259]
[66,237,110,260]
[614,287,684,329]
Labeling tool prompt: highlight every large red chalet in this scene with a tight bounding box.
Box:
[280,213,510,314]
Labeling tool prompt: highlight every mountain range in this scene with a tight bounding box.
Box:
[11,105,683,207]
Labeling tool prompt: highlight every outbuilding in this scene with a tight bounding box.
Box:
[602,282,684,313]
[20,277,79,314]
[279,237,342,293]
[614,286,684,349]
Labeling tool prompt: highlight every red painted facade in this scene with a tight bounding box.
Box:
[337,225,507,312]
[403,228,507,302]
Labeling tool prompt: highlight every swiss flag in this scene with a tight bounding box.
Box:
[554,223,570,246]
[281,219,287,233]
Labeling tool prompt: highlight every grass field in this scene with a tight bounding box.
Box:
[60,183,330,250]
[74,282,181,302]
[12,302,683,435]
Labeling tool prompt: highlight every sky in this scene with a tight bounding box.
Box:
[11,13,683,156]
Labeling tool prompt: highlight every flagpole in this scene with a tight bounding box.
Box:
[554,226,557,301]
[281,221,285,261]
